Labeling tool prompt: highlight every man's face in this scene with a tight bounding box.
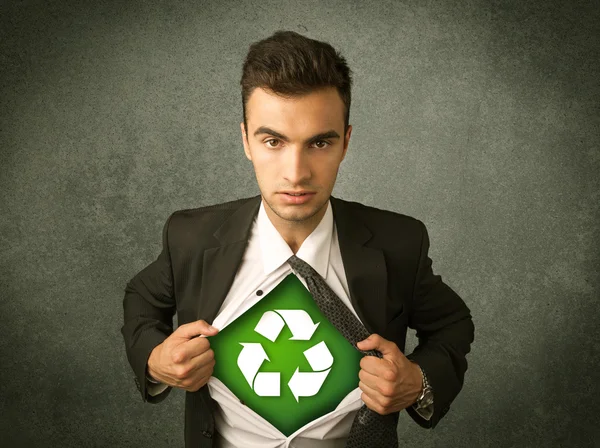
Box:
[241,86,352,226]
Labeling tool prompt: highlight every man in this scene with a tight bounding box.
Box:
[121,30,474,448]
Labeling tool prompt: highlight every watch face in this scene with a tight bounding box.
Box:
[421,389,434,407]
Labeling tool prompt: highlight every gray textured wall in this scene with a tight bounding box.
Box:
[1,0,598,447]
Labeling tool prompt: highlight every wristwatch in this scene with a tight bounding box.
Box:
[414,364,434,410]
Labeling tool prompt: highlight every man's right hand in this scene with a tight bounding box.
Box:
[147,320,219,392]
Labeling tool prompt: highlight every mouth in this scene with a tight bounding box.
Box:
[280,191,315,196]
[279,191,316,203]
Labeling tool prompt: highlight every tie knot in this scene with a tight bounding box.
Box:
[287,254,315,279]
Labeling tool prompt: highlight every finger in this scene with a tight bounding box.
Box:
[358,369,382,391]
[190,349,215,373]
[174,349,215,382]
[176,320,219,340]
[188,344,216,369]
[356,334,397,357]
[359,355,395,379]
[358,379,385,404]
[359,367,397,398]
[181,336,214,360]
[359,387,385,415]
[186,370,213,392]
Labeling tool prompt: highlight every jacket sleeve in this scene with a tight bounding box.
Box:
[405,219,475,429]
[121,212,177,404]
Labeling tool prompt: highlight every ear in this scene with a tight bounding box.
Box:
[241,122,252,161]
[341,124,352,161]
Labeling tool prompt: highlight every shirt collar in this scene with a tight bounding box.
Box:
[257,198,333,279]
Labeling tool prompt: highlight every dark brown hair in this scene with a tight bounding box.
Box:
[240,30,353,140]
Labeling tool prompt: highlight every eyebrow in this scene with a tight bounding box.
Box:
[253,126,341,144]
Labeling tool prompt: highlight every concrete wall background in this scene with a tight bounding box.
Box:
[1,0,598,446]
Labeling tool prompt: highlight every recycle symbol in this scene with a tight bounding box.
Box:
[237,309,333,402]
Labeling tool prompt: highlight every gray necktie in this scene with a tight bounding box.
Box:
[287,254,399,448]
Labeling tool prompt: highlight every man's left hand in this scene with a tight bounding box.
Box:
[356,334,423,415]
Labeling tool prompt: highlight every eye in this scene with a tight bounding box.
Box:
[313,140,331,149]
[264,139,331,149]
[265,138,280,148]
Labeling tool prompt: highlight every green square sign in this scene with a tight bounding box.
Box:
[208,273,363,436]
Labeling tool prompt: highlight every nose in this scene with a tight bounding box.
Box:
[282,147,311,185]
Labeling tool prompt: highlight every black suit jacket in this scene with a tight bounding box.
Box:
[121,194,475,448]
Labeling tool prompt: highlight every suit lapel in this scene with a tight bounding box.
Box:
[196,194,388,335]
[329,196,388,334]
[196,195,262,323]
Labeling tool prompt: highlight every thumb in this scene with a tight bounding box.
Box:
[176,319,219,340]
[356,334,375,348]
[356,334,394,356]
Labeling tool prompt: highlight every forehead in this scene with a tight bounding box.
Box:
[246,87,344,130]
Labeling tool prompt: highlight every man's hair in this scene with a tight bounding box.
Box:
[240,30,353,139]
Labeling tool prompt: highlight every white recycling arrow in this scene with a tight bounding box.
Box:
[237,342,280,396]
[254,311,286,342]
[275,309,320,340]
[303,340,334,371]
[238,309,334,400]
[287,341,334,402]
[288,367,332,402]
[254,309,320,342]
[254,371,280,396]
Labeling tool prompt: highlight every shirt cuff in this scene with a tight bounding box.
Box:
[412,402,434,420]
[146,375,169,396]
[146,372,161,384]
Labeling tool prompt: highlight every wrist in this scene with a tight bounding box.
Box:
[410,361,424,405]
[411,361,434,410]
[146,364,161,384]
[146,351,161,383]
[146,344,162,383]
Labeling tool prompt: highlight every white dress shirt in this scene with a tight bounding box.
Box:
[148,198,431,446]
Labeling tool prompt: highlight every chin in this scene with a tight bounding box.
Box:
[266,192,328,222]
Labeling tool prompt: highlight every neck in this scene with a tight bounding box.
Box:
[262,197,328,253]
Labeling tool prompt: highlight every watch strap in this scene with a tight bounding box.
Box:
[415,364,433,408]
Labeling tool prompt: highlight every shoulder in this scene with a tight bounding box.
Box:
[332,196,424,230]
[164,195,258,244]
[332,196,426,248]
[172,195,255,219]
